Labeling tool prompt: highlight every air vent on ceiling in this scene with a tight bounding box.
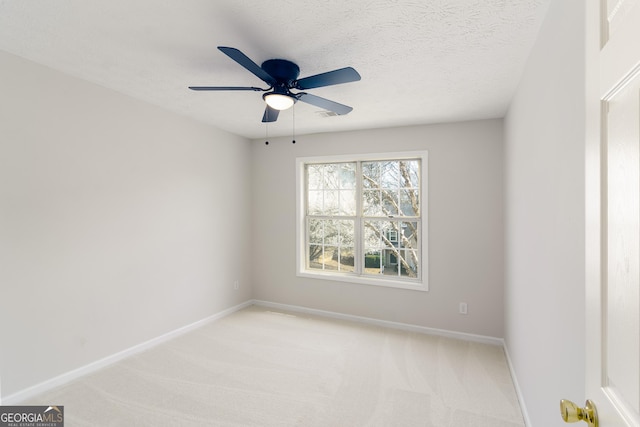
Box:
[316,110,339,117]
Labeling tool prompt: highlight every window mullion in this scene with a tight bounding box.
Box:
[355,161,363,275]
[304,167,310,270]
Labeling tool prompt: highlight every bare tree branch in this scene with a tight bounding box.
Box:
[399,161,419,215]
[363,222,417,278]
[309,160,420,278]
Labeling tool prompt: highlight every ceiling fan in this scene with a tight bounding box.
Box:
[189,46,361,123]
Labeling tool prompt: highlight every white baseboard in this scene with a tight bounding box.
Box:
[503,342,532,427]
[252,299,504,346]
[2,300,253,405]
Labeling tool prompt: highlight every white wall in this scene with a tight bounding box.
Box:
[0,52,252,399]
[503,1,585,426]
[250,120,504,338]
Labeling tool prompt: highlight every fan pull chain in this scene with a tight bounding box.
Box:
[292,104,296,144]
[265,122,269,145]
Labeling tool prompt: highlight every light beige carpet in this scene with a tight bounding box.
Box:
[26,305,524,426]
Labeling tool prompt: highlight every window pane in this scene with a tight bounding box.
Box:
[400,160,420,187]
[364,161,401,190]
[402,250,419,278]
[308,218,323,244]
[381,221,395,242]
[337,247,355,272]
[308,245,323,269]
[363,190,381,216]
[339,220,354,246]
[308,190,323,215]
[364,250,382,275]
[401,221,419,249]
[319,162,355,190]
[340,190,356,216]
[307,165,323,190]
[362,162,379,188]
[340,163,356,189]
[400,189,419,216]
[365,221,396,247]
[324,220,340,245]
[382,189,399,216]
[379,161,400,189]
[324,190,339,215]
[363,220,382,249]
[323,246,339,270]
[382,248,400,276]
[396,250,407,277]
[324,164,341,189]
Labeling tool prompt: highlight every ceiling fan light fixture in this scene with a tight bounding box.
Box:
[189,47,360,123]
[263,92,295,110]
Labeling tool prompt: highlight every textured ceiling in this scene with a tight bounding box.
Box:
[0,0,550,139]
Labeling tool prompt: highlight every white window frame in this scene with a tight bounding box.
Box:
[296,151,428,292]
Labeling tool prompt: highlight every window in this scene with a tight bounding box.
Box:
[296,151,428,291]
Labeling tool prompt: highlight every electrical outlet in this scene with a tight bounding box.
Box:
[459,302,468,315]
[234,280,239,290]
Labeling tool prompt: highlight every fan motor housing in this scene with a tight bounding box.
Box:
[261,59,300,84]
[188,46,360,123]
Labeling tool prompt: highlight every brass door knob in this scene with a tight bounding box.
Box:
[560,399,598,427]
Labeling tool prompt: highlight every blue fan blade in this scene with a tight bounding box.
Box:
[188,86,265,91]
[294,67,361,90]
[297,93,353,115]
[218,46,276,86]
[262,105,280,122]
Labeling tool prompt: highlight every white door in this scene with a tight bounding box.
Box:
[585,0,640,425]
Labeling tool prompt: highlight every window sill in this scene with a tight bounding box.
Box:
[297,270,428,292]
